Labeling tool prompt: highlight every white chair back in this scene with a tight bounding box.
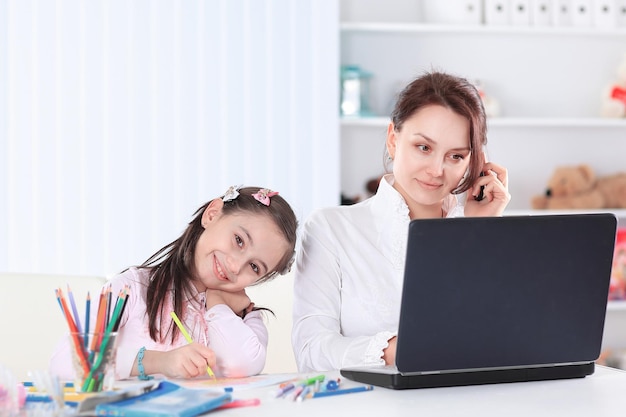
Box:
[0,272,107,381]
[247,270,297,374]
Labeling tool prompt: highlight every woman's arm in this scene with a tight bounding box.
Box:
[291,211,395,372]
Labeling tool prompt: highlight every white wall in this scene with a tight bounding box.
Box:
[0,0,340,277]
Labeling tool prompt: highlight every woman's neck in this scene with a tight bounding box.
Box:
[409,204,445,220]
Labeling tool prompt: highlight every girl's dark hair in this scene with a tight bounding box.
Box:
[386,70,487,194]
[139,187,298,342]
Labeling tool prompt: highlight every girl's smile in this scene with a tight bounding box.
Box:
[213,255,231,282]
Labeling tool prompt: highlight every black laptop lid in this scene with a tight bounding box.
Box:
[396,214,616,374]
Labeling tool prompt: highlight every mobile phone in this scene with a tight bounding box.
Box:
[474,172,485,201]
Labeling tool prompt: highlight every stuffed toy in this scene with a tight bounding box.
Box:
[601,53,626,118]
[531,164,626,210]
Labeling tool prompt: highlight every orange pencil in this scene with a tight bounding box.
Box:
[91,287,108,351]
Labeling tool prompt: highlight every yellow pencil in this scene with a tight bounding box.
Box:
[170,311,216,378]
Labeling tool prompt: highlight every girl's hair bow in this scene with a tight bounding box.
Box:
[252,188,279,206]
[222,185,242,202]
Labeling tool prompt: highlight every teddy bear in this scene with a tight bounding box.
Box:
[601,53,626,118]
[531,164,626,210]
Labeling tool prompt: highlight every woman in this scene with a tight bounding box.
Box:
[292,70,511,372]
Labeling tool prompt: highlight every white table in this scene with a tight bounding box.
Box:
[213,366,626,416]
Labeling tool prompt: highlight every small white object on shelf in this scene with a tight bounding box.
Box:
[422,0,484,25]
[531,0,554,25]
[593,0,620,28]
[618,0,626,26]
[485,0,512,25]
[511,0,532,25]
[553,0,574,26]
[572,0,594,26]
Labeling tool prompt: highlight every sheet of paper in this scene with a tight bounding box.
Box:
[172,373,296,391]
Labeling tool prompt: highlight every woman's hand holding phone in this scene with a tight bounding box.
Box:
[465,160,510,217]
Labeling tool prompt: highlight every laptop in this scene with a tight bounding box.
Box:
[340,213,617,389]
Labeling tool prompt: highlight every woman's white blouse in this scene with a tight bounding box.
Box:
[291,175,464,372]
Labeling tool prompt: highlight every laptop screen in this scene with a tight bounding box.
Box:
[396,214,616,374]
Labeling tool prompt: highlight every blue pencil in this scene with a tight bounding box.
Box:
[84,292,91,349]
[311,385,373,398]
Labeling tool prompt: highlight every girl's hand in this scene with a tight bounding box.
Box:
[464,161,511,217]
[206,288,253,317]
[143,343,216,379]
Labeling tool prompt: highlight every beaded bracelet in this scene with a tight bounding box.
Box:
[137,346,153,380]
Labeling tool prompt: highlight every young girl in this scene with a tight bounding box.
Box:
[51,186,297,380]
[292,70,511,372]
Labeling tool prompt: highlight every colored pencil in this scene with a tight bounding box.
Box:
[55,283,131,392]
[91,288,107,351]
[170,311,216,378]
[105,285,112,329]
[84,292,91,349]
[311,385,373,398]
[56,288,90,375]
[113,286,129,331]
[67,284,83,333]
[82,287,129,391]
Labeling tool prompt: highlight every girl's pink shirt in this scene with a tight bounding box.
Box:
[49,267,268,380]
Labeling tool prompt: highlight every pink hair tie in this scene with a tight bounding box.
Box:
[252,188,279,206]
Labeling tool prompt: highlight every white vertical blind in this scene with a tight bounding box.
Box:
[0,0,340,276]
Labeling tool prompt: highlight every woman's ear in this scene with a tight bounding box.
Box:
[386,122,397,160]
[201,198,224,227]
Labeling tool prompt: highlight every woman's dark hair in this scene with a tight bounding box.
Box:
[139,187,298,342]
[386,70,487,194]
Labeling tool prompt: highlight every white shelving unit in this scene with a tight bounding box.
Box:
[341,21,626,35]
[609,301,626,312]
[340,0,626,361]
[342,116,626,128]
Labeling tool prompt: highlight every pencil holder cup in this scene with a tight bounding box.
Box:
[69,331,118,393]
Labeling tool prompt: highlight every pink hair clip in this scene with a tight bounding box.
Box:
[252,188,279,206]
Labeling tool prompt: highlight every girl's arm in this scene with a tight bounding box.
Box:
[131,343,216,379]
[205,304,268,377]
